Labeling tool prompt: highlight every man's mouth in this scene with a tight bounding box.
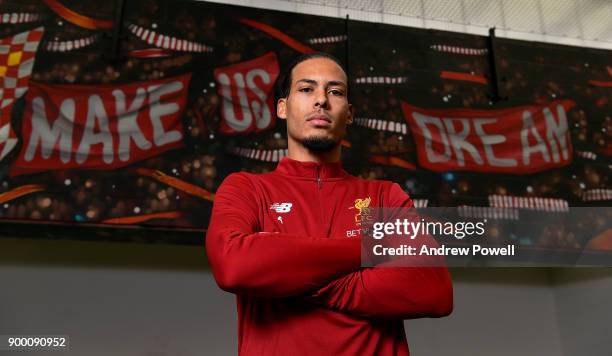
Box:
[307,115,332,127]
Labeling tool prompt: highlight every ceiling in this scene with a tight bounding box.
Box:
[202,0,612,50]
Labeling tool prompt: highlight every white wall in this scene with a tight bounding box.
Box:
[0,237,610,356]
[552,268,612,356]
[0,265,236,356]
[406,268,565,356]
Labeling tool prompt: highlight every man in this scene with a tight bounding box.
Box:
[206,52,452,355]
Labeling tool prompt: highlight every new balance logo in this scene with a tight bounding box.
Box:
[270,202,292,213]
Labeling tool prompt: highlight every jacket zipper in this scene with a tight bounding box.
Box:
[316,166,323,228]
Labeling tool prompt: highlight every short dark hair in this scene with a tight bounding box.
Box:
[276,52,349,101]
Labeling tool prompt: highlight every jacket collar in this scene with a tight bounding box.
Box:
[275,157,349,180]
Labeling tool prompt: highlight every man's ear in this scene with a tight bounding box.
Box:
[277,98,287,120]
[347,103,354,125]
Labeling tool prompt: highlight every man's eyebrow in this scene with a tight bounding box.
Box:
[295,79,317,85]
[327,80,347,88]
[295,79,347,87]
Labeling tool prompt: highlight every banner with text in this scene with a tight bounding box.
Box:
[402,100,576,173]
[10,74,191,176]
[214,52,279,135]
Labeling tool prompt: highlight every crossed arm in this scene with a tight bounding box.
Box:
[205,173,452,318]
[205,173,362,297]
[304,183,452,318]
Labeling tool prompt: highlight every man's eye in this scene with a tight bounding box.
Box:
[330,89,344,96]
[298,87,313,92]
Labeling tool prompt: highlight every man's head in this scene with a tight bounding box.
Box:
[276,52,353,154]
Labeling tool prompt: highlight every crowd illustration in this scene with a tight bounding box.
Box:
[0,0,608,251]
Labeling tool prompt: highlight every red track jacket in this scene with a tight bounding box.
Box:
[206,157,453,355]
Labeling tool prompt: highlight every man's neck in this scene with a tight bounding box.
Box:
[286,138,341,164]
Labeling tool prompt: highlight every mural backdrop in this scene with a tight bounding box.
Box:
[0,0,610,251]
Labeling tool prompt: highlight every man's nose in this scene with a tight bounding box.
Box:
[314,88,329,108]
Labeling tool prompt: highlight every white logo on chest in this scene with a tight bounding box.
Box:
[270,202,293,213]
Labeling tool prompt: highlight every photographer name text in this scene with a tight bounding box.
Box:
[373,244,516,257]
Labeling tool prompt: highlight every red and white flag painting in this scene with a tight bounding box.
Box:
[0,27,44,161]
[214,52,279,135]
[10,74,191,176]
[402,100,576,174]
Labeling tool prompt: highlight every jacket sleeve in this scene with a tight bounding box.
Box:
[305,183,453,319]
[205,173,362,298]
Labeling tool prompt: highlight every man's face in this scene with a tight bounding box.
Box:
[277,57,353,150]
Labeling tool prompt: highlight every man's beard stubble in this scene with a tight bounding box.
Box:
[300,136,338,152]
